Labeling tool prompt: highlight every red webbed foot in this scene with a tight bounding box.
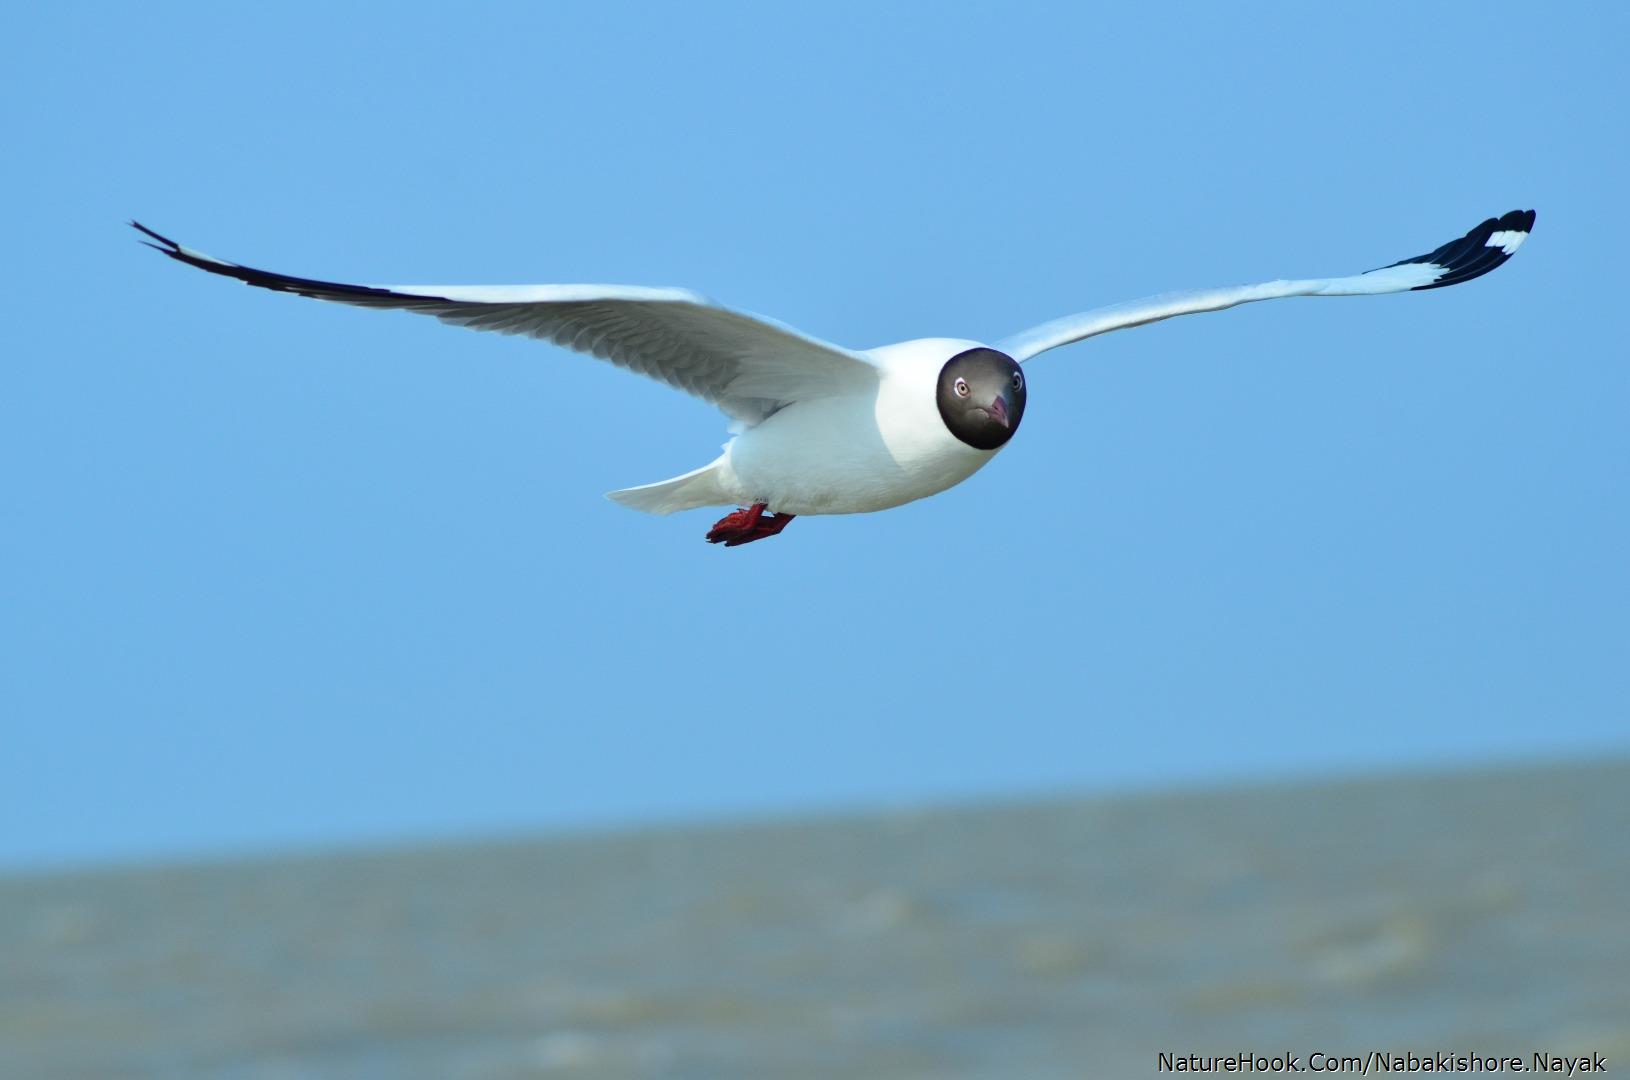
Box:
[705,504,797,547]
[705,503,767,543]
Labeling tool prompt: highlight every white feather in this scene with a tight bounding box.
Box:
[140,213,1532,523]
[723,339,997,515]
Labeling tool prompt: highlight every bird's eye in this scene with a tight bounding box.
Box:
[1011,371,1024,391]
[954,377,970,397]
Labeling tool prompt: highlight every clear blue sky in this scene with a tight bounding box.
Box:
[4,4,1625,870]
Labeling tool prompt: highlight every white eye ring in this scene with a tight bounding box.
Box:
[1011,371,1023,391]
[953,377,970,397]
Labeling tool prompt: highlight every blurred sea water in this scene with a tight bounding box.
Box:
[3,759,1627,1079]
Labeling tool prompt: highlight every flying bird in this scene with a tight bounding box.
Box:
[134,211,1535,546]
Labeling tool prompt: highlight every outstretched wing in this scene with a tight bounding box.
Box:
[133,223,878,427]
[998,210,1536,363]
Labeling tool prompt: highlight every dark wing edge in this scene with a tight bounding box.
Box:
[1373,209,1536,291]
[130,221,881,426]
[131,221,448,308]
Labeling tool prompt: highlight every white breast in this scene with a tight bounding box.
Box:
[718,339,1000,516]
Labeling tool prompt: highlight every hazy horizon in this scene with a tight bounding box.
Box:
[7,757,1626,1078]
[5,750,1622,879]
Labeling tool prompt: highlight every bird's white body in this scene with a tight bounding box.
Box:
[615,338,997,516]
[727,338,997,514]
[136,209,1534,544]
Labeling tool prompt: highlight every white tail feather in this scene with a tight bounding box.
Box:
[605,458,732,515]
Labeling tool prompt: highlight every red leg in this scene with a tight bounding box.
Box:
[705,505,797,546]
[755,512,797,539]
[724,512,796,547]
[706,503,768,545]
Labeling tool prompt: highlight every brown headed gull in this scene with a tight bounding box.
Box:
[135,210,1534,546]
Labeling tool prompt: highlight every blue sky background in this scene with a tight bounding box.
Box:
[4,4,1625,870]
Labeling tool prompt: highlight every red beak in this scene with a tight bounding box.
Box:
[987,396,1010,429]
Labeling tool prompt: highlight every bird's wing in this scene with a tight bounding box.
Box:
[997,210,1536,363]
[134,223,879,427]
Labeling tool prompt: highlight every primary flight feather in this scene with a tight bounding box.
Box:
[134,210,1535,546]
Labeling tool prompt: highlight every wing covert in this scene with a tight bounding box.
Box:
[134,223,877,426]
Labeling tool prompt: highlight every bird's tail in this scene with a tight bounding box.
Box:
[605,457,733,515]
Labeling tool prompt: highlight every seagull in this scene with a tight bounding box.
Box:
[134,210,1535,547]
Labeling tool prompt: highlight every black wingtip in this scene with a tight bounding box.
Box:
[130,220,179,250]
[127,223,448,307]
[1378,208,1536,291]
[1504,208,1537,231]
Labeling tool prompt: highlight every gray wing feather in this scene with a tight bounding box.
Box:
[134,223,877,426]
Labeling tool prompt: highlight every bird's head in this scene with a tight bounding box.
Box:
[936,347,1027,450]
